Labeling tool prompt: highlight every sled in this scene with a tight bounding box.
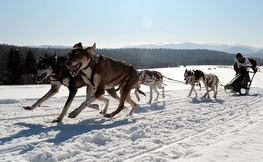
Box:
[224,70,257,96]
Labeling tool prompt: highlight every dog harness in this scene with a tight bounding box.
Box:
[141,70,163,84]
[106,64,131,85]
[80,55,101,86]
[80,55,131,86]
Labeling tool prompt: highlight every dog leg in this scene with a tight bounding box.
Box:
[203,85,211,98]
[97,96,109,115]
[106,88,128,109]
[193,88,198,97]
[188,84,194,97]
[203,86,210,98]
[68,85,98,118]
[211,84,217,98]
[68,96,97,118]
[153,85,160,101]
[104,77,137,118]
[86,104,99,110]
[134,89,140,101]
[147,86,153,104]
[23,83,61,110]
[52,87,77,123]
[214,84,218,98]
[161,86,165,99]
[125,93,137,116]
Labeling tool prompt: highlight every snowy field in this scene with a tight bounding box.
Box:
[0,65,263,162]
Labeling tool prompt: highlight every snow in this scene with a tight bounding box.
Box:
[0,65,263,162]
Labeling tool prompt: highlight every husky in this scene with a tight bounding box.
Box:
[65,42,141,118]
[23,53,121,122]
[184,69,205,97]
[137,70,166,104]
[203,73,219,99]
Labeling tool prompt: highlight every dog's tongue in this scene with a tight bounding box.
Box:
[66,64,78,72]
[185,79,189,84]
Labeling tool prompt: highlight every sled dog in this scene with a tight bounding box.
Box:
[184,69,205,97]
[23,54,121,122]
[203,73,219,99]
[65,42,140,118]
[138,70,166,104]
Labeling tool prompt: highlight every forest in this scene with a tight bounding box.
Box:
[0,43,262,85]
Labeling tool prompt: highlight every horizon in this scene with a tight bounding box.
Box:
[6,42,263,52]
[1,1,263,49]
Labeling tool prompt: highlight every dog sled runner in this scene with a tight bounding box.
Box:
[224,69,257,96]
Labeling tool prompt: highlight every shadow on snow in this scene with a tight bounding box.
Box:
[0,117,137,154]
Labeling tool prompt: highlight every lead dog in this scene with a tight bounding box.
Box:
[138,70,166,104]
[184,69,205,97]
[203,73,219,99]
[23,53,121,122]
[65,42,140,118]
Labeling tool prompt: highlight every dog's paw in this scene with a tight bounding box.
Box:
[52,118,62,123]
[23,106,34,110]
[104,113,113,118]
[68,110,80,118]
[100,110,107,115]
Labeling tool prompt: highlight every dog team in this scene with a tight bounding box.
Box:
[23,42,220,123]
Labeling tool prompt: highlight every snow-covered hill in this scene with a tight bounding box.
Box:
[0,66,263,162]
[123,42,263,53]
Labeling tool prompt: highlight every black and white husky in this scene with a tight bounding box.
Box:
[138,70,166,104]
[23,53,121,122]
[184,69,205,97]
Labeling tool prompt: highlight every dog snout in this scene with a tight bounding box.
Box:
[65,60,71,66]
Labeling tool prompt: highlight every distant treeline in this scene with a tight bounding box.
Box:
[0,44,262,85]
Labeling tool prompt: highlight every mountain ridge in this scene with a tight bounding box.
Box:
[122,42,263,53]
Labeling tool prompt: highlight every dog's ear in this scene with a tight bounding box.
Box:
[73,42,83,49]
[185,69,187,72]
[37,54,44,62]
[86,43,96,53]
[53,52,58,62]
[49,52,58,63]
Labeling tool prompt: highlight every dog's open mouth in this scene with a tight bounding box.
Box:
[35,73,46,83]
[185,79,189,84]
[66,63,81,76]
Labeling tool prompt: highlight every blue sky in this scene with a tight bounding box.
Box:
[1,0,263,48]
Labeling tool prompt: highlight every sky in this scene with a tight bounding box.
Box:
[1,0,263,48]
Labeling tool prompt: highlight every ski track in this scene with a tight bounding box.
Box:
[1,85,262,161]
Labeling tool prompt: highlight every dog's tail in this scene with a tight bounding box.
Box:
[137,89,146,96]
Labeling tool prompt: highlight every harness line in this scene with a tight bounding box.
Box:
[163,76,185,84]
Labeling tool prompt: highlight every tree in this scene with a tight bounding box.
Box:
[6,48,24,84]
[24,50,36,74]
[21,50,37,84]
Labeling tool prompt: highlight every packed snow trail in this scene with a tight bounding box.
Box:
[1,66,263,161]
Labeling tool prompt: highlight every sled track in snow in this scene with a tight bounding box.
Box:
[0,113,61,121]
[123,96,262,161]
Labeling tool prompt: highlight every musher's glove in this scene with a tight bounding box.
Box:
[252,66,258,73]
